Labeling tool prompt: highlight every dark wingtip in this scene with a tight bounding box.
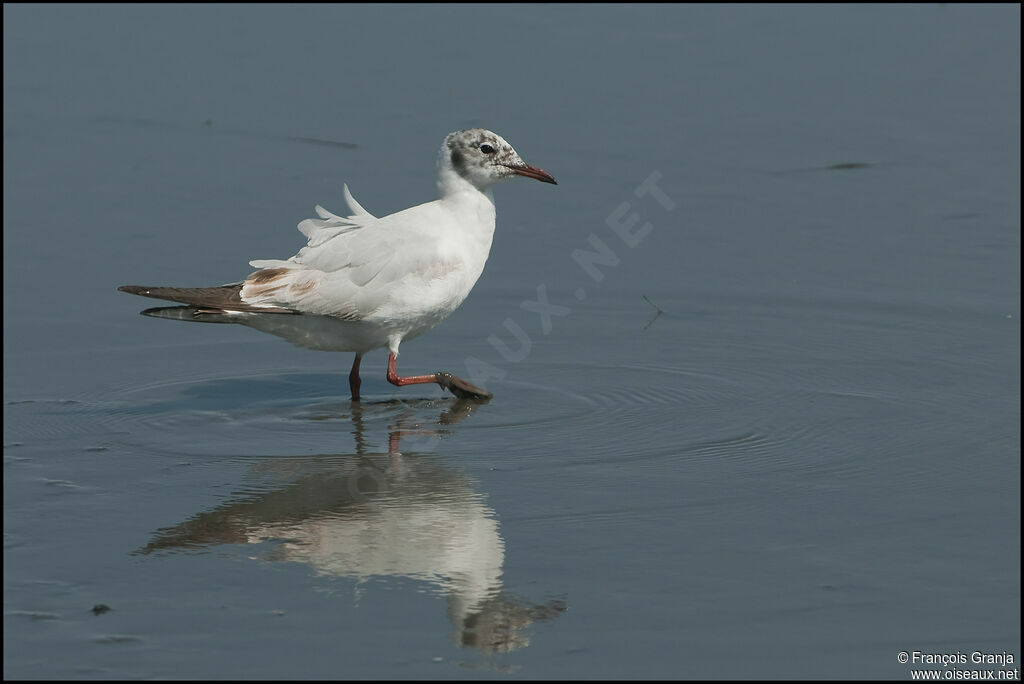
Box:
[118,285,148,295]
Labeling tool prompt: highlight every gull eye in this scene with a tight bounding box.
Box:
[479,143,496,155]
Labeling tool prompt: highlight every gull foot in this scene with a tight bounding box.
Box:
[435,372,493,401]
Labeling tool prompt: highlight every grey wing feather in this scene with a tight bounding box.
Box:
[117,284,297,314]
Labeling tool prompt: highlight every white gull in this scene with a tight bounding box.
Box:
[119,128,557,401]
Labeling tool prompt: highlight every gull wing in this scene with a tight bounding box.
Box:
[118,284,296,314]
[243,199,460,319]
[292,184,377,248]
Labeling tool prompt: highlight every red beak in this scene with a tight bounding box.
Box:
[507,163,557,185]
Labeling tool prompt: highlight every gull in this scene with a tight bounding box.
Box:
[118,129,557,402]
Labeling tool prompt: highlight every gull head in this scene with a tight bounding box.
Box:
[439,128,557,192]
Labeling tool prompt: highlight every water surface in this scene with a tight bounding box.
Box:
[4,4,1020,679]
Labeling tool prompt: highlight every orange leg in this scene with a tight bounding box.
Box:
[386,352,492,400]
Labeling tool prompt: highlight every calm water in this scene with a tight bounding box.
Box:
[4,4,1020,679]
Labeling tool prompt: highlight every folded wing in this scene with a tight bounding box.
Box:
[242,187,457,320]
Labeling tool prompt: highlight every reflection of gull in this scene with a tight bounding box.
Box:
[136,403,565,653]
[119,129,557,402]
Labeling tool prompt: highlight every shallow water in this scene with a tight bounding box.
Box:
[4,4,1020,679]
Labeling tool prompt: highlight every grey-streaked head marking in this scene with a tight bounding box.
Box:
[441,128,556,189]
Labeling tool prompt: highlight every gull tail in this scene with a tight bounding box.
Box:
[117,284,296,315]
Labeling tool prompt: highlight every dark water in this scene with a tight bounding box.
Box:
[4,4,1020,679]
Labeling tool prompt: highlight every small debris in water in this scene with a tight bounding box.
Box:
[8,610,60,621]
[92,634,142,644]
[824,162,872,170]
[91,604,111,616]
[642,295,663,330]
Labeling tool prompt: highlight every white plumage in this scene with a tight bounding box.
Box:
[119,128,557,401]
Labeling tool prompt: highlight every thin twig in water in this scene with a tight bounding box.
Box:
[642,295,663,330]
